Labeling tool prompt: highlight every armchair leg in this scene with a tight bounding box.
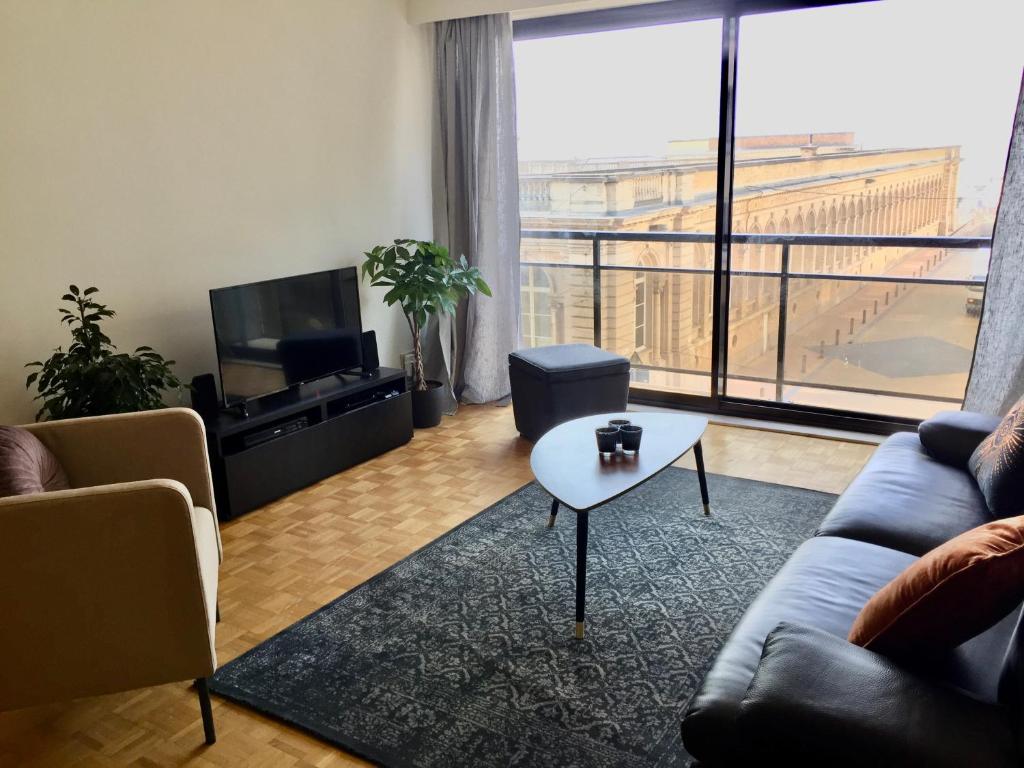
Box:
[195,677,216,745]
[216,602,220,623]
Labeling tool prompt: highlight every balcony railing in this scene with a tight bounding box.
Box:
[520,229,991,418]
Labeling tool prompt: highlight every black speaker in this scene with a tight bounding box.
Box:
[360,330,380,375]
[190,373,220,421]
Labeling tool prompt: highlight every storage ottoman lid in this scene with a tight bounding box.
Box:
[509,344,630,383]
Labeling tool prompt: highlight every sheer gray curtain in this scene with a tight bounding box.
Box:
[432,13,521,405]
[964,76,1024,416]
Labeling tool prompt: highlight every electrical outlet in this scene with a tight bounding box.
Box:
[400,351,415,379]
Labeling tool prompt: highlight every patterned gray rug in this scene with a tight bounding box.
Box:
[210,468,836,767]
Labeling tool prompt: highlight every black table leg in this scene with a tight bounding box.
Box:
[693,439,711,516]
[575,510,589,639]
[548,498,559,528]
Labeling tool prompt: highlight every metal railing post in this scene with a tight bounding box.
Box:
[592,236,602,348]
[775,243,790,402]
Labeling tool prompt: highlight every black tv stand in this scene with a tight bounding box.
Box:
[200,367,411,520]
[223,401,250,419]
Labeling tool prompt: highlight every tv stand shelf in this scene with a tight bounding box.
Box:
[201,368,412,520]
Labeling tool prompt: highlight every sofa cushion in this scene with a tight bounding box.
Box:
[850,516,1024,657]
[815,432,991,556]
[681,536,915,766]
[919,410,1001,468]
[681,535,1022,766]
[0,426,69,498]
[969,396,1024,517]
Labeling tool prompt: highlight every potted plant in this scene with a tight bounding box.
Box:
[361,239,491,428]
[25,285,183,421]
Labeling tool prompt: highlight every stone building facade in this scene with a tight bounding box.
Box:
[519,134,961,395]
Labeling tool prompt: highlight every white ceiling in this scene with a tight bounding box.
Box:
[406,0,656,25]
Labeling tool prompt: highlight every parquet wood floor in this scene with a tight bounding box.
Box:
[0,405,875,767]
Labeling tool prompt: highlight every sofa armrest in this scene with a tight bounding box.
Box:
[0,480,217,710]
[918,410,1000,468]
[22,408,220,558]
[737,623,1017,768]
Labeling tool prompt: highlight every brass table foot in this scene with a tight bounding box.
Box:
[703,502,711,516]
[575,621,585,639]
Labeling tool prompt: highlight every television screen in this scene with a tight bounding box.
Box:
[210,267,363,405]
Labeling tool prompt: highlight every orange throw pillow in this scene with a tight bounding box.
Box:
[849,516,1024,656]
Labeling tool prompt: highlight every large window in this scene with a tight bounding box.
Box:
[723,0,1022,419]
[514,0,1023,428]
[516,17,723,397]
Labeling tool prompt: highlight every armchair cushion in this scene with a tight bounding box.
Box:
[0,426,69,498]
[738,623,1017,768]
[919,410,1002,468]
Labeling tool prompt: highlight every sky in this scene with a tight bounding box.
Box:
[514,0,1024,208]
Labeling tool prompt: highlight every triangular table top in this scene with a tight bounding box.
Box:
[530,411,709,512]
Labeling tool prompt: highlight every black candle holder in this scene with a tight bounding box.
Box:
[620,425,643,454]
[595,426,620,457]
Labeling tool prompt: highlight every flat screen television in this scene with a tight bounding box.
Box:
[210,267,363,406]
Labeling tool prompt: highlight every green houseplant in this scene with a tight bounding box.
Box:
[25,285,183,421]
[361,239,491,428]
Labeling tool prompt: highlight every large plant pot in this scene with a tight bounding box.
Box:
[411,380,446,428]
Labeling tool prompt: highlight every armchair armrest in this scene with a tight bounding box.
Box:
[22,408,220,558]
[0,480,218,710]
[737,623,1017,768]
[918,410,1000,468]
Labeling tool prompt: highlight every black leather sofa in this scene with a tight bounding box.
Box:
[680,411,1022,767]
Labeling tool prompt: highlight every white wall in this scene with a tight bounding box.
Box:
[0,0,433,423]
[407,0,653,24]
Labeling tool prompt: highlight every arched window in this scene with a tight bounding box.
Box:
[867,191,879,241]
[763,219,777,304]
[855,197,866,260]
[896,187,905,233]
[793,211,805,272]
[746,222,761,306]
[839,200,852,265]
[917,182,925,230]
[520,267,553,348]
[825,203,838,271]
[634,271,647,349]
[815,204,828,272]
[692,243,711,335]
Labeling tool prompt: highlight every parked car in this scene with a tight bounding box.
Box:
[966,276,985,316]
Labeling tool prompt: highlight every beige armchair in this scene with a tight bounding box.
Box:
[0,407,222,745]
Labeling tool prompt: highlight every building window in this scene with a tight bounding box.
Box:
[521,267,553,348]
[634,273,647,349]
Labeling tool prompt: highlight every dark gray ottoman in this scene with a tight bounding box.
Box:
[509,344,630,441]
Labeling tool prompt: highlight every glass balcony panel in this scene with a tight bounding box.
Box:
[599,268,713,398]
[778,274,981,418]
[519,236,595,350]
[725,272,781,391]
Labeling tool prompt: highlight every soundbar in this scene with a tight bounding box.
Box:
[242,416,309,449]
